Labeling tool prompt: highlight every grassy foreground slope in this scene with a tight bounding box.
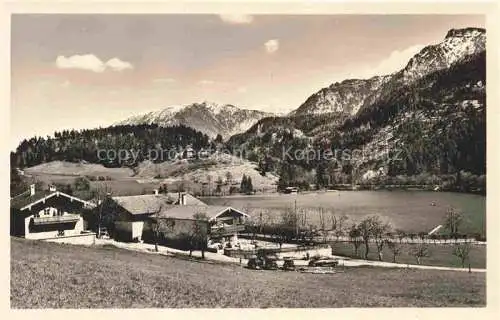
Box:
[11,238,485,308]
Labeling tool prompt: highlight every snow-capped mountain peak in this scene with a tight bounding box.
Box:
[401,27,485,82]
[116,102,274,140]
[291,27,486,117]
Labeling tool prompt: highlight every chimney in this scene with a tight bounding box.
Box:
[154,189,159,196]
[30,184,35,196]
[181,193,187,205]
[49,185,57,192]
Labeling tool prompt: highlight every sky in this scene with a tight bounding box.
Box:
[10,14,485,149]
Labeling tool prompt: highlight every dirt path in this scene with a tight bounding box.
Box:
[94,239,486,273]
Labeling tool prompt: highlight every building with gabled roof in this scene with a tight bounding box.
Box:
[102,191,249,246]
[157,205,248,222]
[154,205,250,243]
[102,191,208,241]
[10,184,96,244]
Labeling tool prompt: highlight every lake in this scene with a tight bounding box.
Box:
[201,191,486,235]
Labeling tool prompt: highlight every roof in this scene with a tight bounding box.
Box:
[157,205,249,221]
[11,191,54,210]
[11,191,95,211]
[111,192,207,215]
[165,192,207,206]
[112,194,172,215]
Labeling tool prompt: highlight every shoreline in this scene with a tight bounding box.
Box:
[199,188,486,199]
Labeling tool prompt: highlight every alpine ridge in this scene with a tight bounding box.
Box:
[292,27,485,116]
[228,27,486,193]
[116,101,274,140]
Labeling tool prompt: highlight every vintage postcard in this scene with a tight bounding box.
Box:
[3,0,499,314]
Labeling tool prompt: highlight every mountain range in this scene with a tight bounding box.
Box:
[228,27,486,189]
[12,27,487,192]
[291,27,485,117]
[116,101,273,140]
[117,28,485,141]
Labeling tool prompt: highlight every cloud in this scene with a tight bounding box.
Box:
[56,54,105,72]
[264,39,279,54]
[55,54,133,73]
[198,80,215,85]
[152,78,176,84]
[370,44,425,76]
[219,14,253,24]
[105,57,133,71]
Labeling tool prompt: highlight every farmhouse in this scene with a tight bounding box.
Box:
[103,192,207,241]
[102,191,250,248]
[10,184,96,244]
[156,205,250,240]
[146,205,250,250]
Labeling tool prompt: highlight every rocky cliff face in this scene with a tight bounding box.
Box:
[291,76,390,116]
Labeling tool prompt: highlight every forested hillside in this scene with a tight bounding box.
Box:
[10,124,211,168]
[227,51,486,193]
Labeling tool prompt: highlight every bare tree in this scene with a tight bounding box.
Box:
[152,209,175,252]
[348,224,362,257]
[319,208,328,243]
[386,240,402,263]
[329,213,349,254]
[411,244,430,265]
[280,206,299,240]
[275,224,288,249]
[396,230,406,244]
[90,183,112,238]
[372,217,391,261]
[225,171,233,185]
[444,207,463,237]
[358,216,376,259]
[331,214,349,242]
[453,243,471,268]
[190,212,210,259]
[300,208,308,228]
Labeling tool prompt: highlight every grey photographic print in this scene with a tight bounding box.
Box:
[9,9,487,309]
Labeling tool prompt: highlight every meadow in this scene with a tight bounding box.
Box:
[330,241,486,269]
[11,238,485,308]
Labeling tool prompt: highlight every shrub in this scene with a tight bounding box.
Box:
[229,186,240,195]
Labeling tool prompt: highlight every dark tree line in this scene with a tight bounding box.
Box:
[240,175,254,194]
[11,124,211,168]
